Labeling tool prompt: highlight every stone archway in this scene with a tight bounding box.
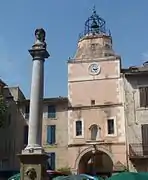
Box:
[75,146,114,177]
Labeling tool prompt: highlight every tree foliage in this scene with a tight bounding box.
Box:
[0,94,7,127]
[57,166,72,175]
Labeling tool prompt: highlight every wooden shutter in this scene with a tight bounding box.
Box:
[47,125,56,144]
[145,87,148,106]
[47,125,52,144]
[51,125,56,144]
[51,153,55,170]
[141,124,148,155]
[139,87,148,107]
[47,152,55,170]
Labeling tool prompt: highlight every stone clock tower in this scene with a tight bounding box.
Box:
[67,8,127,175]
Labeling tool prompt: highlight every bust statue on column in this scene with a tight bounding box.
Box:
[34,28,47,49]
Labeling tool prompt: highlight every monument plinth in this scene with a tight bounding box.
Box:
[18,28,50,180]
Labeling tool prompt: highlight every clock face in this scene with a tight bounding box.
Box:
[89,63,101,75]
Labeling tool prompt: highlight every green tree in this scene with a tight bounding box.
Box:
[57,166,72,175]
[0,94,7,127]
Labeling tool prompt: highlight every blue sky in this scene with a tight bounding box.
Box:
[0,0,148,98]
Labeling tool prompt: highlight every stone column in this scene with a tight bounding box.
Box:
[18,28,49,180]
[25,28,49,151]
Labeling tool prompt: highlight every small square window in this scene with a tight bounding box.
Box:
[91,100,95,106]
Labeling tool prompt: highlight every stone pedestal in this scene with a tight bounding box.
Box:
[18,153,49,180]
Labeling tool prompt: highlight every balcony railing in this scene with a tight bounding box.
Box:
[129,143,148,159]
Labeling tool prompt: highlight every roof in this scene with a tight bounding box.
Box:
[0,79,7,86]
[19,96,68,105]
[122,64,148,76]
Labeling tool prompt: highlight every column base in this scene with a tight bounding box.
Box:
[18,151,49,180]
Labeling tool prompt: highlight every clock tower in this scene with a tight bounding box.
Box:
[67,8,126,175]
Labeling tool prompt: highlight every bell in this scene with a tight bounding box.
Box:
[91,19,99,29]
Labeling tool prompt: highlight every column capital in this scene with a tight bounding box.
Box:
[29,48,50,60]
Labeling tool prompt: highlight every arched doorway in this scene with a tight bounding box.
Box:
[78,150,113,177]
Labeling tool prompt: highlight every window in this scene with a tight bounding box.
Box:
[24,125,28,147]
[48,105,56,118]
[141,124,148,155]
[107,119,114,135]
[104,43,111,49]
[47,152,56,170]
[90,125,100,140]
[76,120,82,136]
[91,43,97,51]
[25,105,29,119]
[47,125,56,144]
[91,100,95,106]
[139,87,148,107]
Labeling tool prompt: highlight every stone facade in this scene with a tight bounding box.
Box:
[67,31,127,174]
[123,67,148,172]
[0,85,26,172]
[20,98,68,170]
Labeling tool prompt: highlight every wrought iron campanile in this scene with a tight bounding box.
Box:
[79,6,111,39]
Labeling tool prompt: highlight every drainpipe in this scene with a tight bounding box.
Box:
[132,91,138,125]
[123,75,130,171]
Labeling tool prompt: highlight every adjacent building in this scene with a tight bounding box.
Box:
[19,97,68,170]
[0,83,26,178]
[123,64,148,172]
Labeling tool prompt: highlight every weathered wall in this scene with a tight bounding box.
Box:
[0,87,26,171]
[124,75,148,171]
[21,100,69,170]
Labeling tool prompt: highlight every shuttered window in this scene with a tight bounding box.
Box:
[139,87,148,107]
[48,105,56,118]
[47,125,56,144]
[47,152,56,170]
[141,124,148,155]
